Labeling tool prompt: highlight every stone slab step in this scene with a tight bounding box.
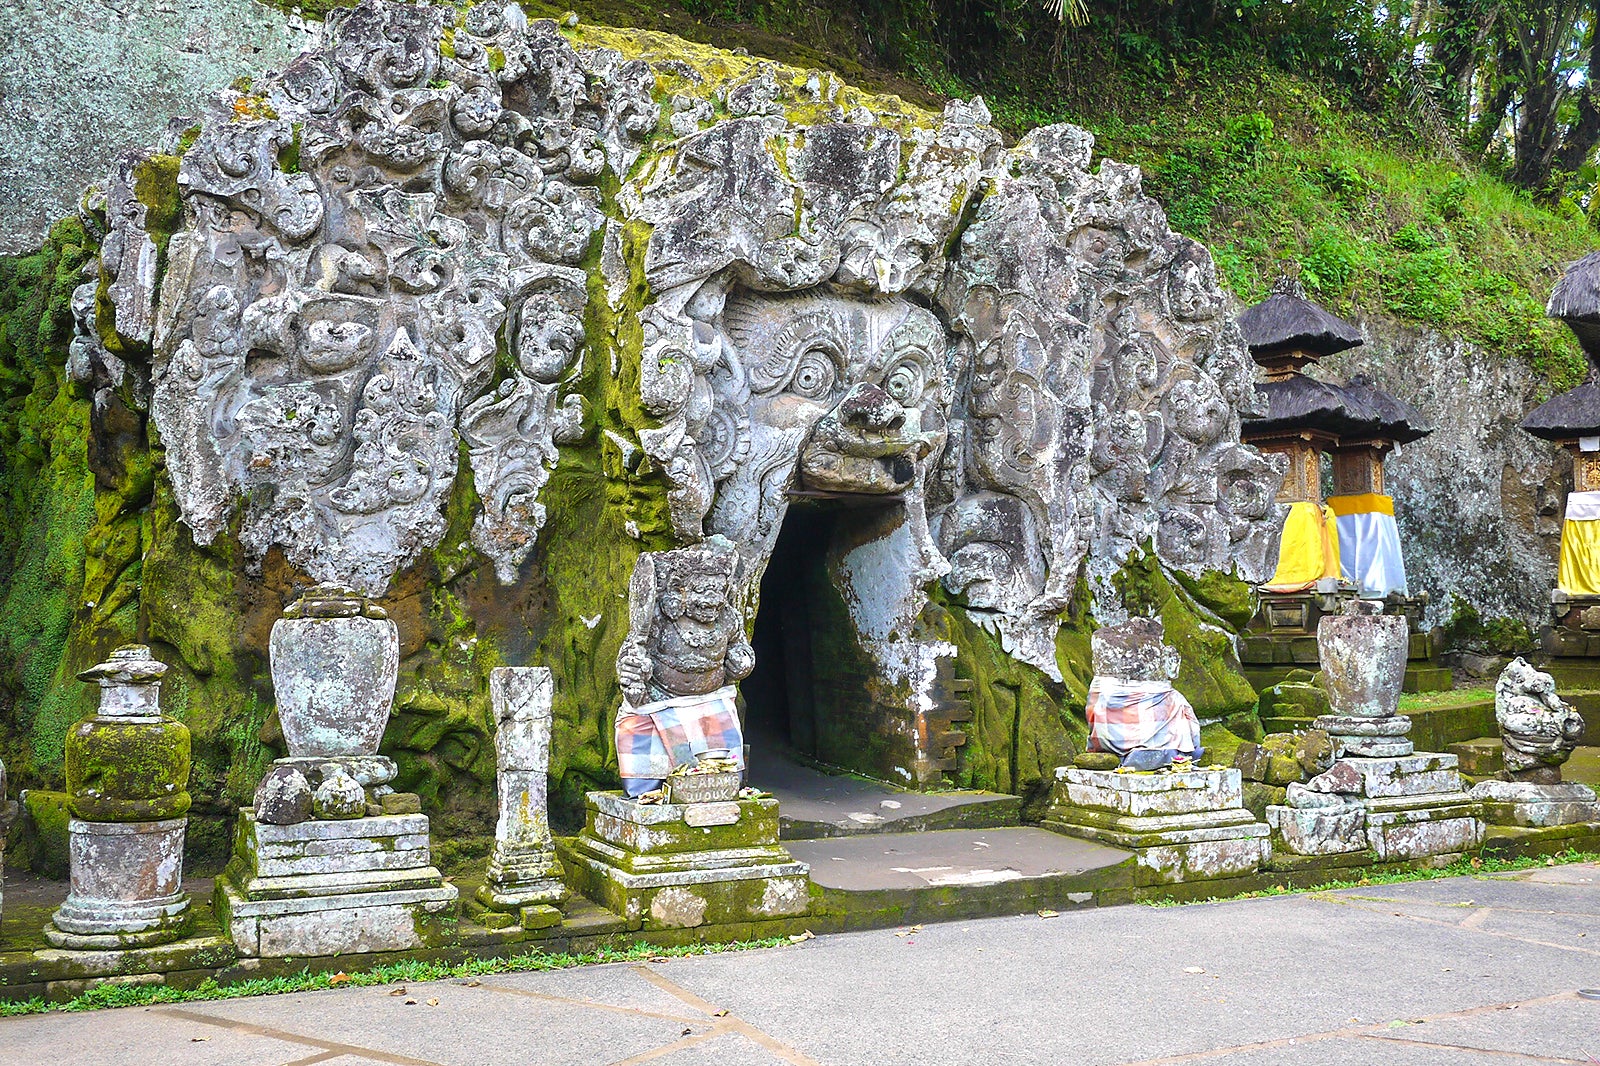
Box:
[752,753,1021,840]
[1447,737,1505,777]
[1404,666,1453,694]
[790,827,1130,894]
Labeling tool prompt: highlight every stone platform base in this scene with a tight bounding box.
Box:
[1042,767,1269,886]
[1469,779,1600,827]
[1285,753,1485,861]
[214,811,458,958]
[1265,801,1368,856]
[1364,793,1484,860]
[564,792,810,930]
[46,818,192,949]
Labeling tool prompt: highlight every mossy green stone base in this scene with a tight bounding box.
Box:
[564,792,810,930]
[214,811,459,958]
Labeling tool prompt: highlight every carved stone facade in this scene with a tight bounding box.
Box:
[68,0,1287,796]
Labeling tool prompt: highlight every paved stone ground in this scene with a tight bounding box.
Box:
[8,863,1600,1065]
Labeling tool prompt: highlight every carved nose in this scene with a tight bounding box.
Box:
[840,383,905,432]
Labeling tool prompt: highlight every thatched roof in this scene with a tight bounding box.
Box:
[1237,275,1365,363]
[1547,251,1600,364]
[1246,372,1432,445]
[1522,379,1600,440]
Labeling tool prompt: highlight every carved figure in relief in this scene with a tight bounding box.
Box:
[86,0,1287,683]
[614,536,752,796]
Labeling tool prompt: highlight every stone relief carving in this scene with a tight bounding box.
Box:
[137,1,653,594]
[92,0,1283,680]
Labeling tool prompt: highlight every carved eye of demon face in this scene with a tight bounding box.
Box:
[884,358,925,406]
[790,349,837,400]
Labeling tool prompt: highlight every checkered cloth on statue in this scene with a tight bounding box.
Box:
[1086,677,1203,769]
[615,685,745,797]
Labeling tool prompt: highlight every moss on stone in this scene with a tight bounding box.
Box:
[12,789,72,879]
[0,219,100,789]
[64,716,192,821]
[929,586,1083,810]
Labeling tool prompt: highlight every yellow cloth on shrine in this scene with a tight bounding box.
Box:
[1559,518,1600,595]
[1264,501,1341,592]
[1325,493,1394,518]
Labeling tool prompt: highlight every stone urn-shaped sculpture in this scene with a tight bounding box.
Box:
[270,584,400,759]
[1314,599,1414,757]
[48,645,193,949]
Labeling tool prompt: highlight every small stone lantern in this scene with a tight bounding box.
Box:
[47,645,193,949]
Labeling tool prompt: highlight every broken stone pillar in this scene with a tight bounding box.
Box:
[214,587,457,958]
[1468,658,1600,827]
[47,646,193,949]
[1043,766,1270,886]
[473,666,567,929]
[1269,601,1483,859]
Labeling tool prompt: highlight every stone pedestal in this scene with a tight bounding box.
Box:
[1469,779,1600,828]
[46,817,192,948]
[1265,799,1368,856]
[1042,767,1269,885]
[564,792,810,930]
[215,811,458,957]
[472,667,567,930]
[1276,754,1484,860]
[1315,714,1415,758]
[49,646,193,950]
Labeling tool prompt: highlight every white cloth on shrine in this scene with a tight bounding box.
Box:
[1333,508,1408,597]
[1565,490,1600,522]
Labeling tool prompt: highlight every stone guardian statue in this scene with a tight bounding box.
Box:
[614,535,753,796]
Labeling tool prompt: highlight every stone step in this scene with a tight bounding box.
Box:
[789,827,1134,923]
[1404,666,1453,694]
[752,752,1020,840]
[1447,737,1505,777]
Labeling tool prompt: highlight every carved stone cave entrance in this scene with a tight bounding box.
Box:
[743,499,970,789]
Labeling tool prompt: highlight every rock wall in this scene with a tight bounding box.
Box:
[0,0,317,255]
[1322,320,1566,636]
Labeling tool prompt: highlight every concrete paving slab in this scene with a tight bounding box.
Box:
[751,753,1018,838]
[167,979,713,1066]
[474,963,706,1020]
[1180,1034,1526,1065]
[638,1032,795,1064]
[788,826,1128,890]
[1358,995,1600,1062]
[9,863,1600,1066]
[0,1004,316,1064]
[654,888,1600,1065]
[1324,874,1600,913]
